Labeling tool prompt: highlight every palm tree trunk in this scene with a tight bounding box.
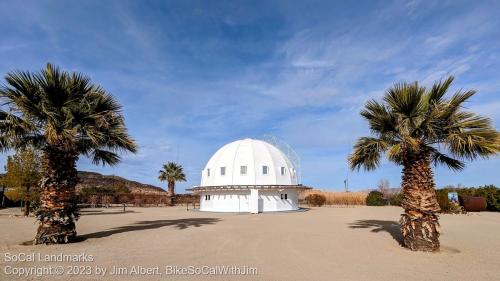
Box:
[34,147,79,244]
[167,181,175,196]
[168,181,175,205]
[400,152,441,252]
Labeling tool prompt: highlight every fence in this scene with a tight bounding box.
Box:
[78,193,200,208]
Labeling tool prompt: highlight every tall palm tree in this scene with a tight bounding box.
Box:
[349,76,499,251]
[0,63,137,244]
[158,162,186,198]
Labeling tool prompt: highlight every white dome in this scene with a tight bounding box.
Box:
[200,138,298,186]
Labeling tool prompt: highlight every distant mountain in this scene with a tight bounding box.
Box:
[77,171,165,194]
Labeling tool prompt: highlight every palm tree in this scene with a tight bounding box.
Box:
[349,76,499,251]
[0,63,137,244]
[158,162,186,199]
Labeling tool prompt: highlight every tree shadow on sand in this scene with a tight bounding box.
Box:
[349,220,403,245]
[80,218,221,240]
[80,210,138,216]
[20,218,221,245]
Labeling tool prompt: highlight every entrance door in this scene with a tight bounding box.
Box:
[239,194,249,212]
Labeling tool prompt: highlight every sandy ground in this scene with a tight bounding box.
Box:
[0,206,499,281]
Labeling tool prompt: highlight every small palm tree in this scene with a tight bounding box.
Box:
[0,63,137,244]
[158,162,186,198]
[349,76,499,251]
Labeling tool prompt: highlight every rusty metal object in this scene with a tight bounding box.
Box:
[461,196,487,212]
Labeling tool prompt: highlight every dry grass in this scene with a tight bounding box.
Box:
[300,190,367,206]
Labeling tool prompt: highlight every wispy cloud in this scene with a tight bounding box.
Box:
[0,0,499,190]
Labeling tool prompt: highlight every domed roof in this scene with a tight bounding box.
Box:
[200,138,298,186]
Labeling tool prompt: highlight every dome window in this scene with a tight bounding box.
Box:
[280,167,286,175]
[220,167,226,176]
[240,166,247,175]
[207,169,210,177]
[262,166,269,175]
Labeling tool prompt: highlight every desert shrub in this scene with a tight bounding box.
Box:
[436,185,499,212]
[80,185,130,197]
[305,194,327,207]
[175,194,200,204]
[436,189,452,212]
[300,190,367,206]
[388,192,403,206]
[4,188,24,202]
[4,188,41,211]
[366,191,387,206]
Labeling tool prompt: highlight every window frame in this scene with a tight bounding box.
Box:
[240,165,247,175]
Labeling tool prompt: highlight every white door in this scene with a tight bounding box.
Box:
[239,194,249,212]
[202,193,213,211]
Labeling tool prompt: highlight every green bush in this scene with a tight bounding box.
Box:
[29,199,41,213]
[366,191,387,206]
[436,189,452,212]
[388,192,403,206]
[436,185,499,212]
[305,194,327,207]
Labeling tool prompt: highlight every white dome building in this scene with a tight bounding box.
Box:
[188,138,310,213]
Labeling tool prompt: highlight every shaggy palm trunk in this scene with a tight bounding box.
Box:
[400,152,441,252]
[168,181,175,205]
[34,147,79,244]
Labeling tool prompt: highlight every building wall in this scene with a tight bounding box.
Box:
[200,190,250,212]
[259,190,298,212]
[199,189,299,213]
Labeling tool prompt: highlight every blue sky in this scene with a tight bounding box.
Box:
[1,0,499,192]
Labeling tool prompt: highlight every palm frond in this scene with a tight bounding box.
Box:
[351,75,499,171]
[427,76,454,104]
[360,100,397,135]
[438,89,476,121]
[446,128,499,160]
[428,147,465,171]
[384,81,426,118]
[0,63,137,167]
[349,137,390,171]
[386,142,403,165]
[90,149,120,166]
[158,162,187,182]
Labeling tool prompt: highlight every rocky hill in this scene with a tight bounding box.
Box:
[76,171,165,194]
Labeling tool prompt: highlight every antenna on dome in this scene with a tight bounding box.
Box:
[262,134,302,184]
